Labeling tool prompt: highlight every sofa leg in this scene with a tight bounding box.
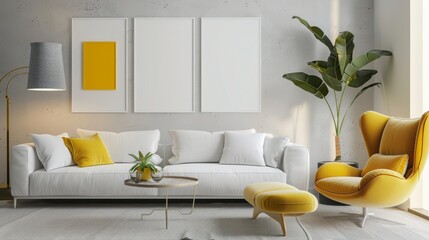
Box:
[13,198,17,209]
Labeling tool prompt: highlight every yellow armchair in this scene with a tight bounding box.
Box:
[314,111,429,227]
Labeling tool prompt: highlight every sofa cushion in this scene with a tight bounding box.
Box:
[32,133,74,171]
[219,132,266,166]
[162,163,286,196]
[168,129,255,164]
[77,129,160,163]
[29,163,157,196]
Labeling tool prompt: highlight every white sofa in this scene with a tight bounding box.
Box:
[10,130,309,208]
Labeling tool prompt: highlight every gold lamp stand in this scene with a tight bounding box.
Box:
[0,67,29,188]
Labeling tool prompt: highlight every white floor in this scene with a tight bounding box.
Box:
[0,199,428,240]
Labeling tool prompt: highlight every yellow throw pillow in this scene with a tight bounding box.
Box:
[361,153,408,176]
[63,137,73,153]
[62,133,113,167]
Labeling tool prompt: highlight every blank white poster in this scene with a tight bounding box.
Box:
[71,18,128,113]
[134,18,195,112]
[201,18,261,112]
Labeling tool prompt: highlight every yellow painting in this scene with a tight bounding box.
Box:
[82,42,116,90]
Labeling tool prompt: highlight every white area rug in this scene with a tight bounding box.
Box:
[0,200,307,240]
[1,200,429,240]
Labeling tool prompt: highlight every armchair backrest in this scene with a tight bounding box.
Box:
[360,111,429,179]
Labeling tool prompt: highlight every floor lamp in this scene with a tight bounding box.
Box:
[0,42,66,188]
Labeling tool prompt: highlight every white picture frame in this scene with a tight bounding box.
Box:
[71,18,128,113]
[134,18,195,113]
[201,18,261,112]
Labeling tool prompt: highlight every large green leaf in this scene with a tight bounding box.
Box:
[347,69,378,88]
[308,61,342,91]
[322,72,343,91]
[327,51,341,82]
[342,50,392,83]
[350,82,381,106]
[308,60,327,73]
[292,16,334,51]
[283,72,329,99]
[335,31,355,75]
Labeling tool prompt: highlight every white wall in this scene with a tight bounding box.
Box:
[373,0,410,117]
[374,0,424,209]
[423,0,429,211]
[0,0,375,189]
[374,0,423,118]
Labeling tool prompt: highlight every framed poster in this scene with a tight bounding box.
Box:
[134,18,195,112]
[201,18,261,112]
[72,18,128,112]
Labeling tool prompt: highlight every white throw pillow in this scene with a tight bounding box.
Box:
[219,132,266,166]
[168,129,256,164]
[77,129,160,163]
[32,133,74,171]
[264,136,290,168]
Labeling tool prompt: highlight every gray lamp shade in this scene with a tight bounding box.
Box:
[27,42,66,91]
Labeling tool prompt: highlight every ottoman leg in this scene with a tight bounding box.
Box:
[265,212,286,236]
[253,208,287,236]
[252,207,263,219]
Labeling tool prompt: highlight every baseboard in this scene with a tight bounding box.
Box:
[409,208,429,220]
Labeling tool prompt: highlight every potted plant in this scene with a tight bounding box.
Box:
[129,151,158,181]
[283,16,392,161]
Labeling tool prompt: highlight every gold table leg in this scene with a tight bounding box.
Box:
[165,188,168,229]
[140,185,198,229]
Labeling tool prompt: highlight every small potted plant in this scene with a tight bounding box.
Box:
[129,151,158,181]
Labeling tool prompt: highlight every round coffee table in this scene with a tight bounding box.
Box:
[124,176,198,229]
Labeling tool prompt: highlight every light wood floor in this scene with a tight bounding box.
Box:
[303,204,429,240]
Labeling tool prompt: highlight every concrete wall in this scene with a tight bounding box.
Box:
[0,0,375,189]
[374,0,423,118]
[373,0,410,117]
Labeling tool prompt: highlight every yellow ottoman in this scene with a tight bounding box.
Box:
[244,182,318,236]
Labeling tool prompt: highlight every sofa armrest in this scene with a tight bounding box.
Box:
[11,143,42,196]
[280,143,309,191]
